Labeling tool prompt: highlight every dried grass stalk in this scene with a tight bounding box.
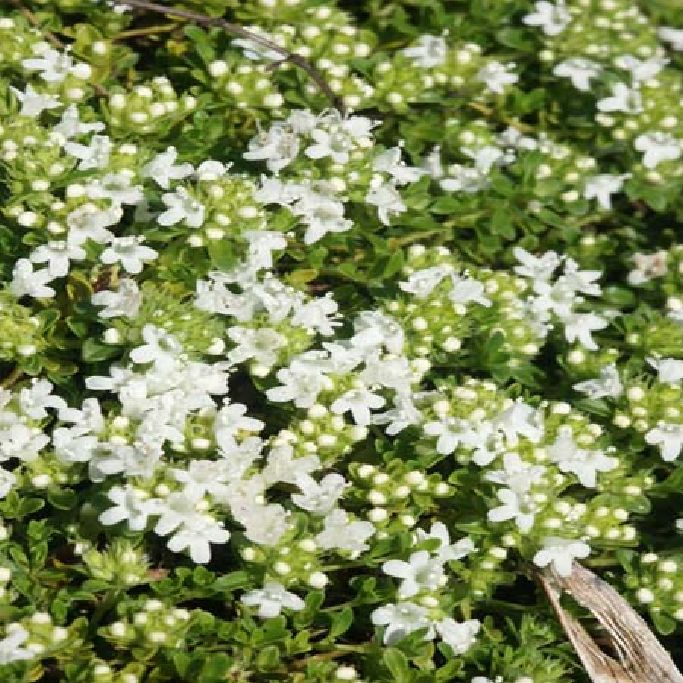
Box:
[539,562,683,683]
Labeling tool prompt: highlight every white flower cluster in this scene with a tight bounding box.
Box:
[245,109,424,242]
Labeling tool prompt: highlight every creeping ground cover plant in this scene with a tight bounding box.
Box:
[1,0,683,680]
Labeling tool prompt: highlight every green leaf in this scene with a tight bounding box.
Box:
[328,606,353,638]
[383,648,412,683]
[651,610,676,635]
[213,571,251,593]
[255,645,280,671]
[207,238,237,271]
[47,488,77,510]
[184,25,216,65]
[82,339,119,362]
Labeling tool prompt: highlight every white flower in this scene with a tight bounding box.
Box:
[227,326,286,368]
[0,467,16,499]
[64,134,112,170]
[292,472,348,517]
[153,490,204,538]
[291,295,340,336]
[29,240,85,278]
[583,173,630,210]
[9,84,61,116]
[0,624,34,665]
[331,387,386,426]
[196,160,230,180]
[304,124,358,164]
[414,522,476,563]
[382,550,446,598]
[370,602,434,645]
[373,147,426,185]
[52,104,105,139]
[563,258,603,297]
[99,485,160,531]
[361,354,413,392]
[372,395,422,435]
[365,181,406,225]
[244,123,300,173]
[493,401,543,447]
[214,402,264,453]
[53,426,99,463]
[486,453,545,493]
[91,279,142,319]
[165,514,230,564]
[424,417,468,455]
[130,324,183,370]
[19,379,66,419]
[552,58,601,91]
[236,503,288,547]
[0,423,50,463]
[244,230,286,269]
[267,362,333,408]
[462,145,506,174]
[422,145,444,178]
[547,428,617,487]
[296,190,352,244]
[22,46,88,83]
[561,312,608,350]
[627,250,668,285]
[573,364,623,399]
[532,536,590,577]
[647,357,683,386]
[261,444,321,486]
[286,109,319,134]
[66,203,121,246]
[645,423,683,461]
[634,132,682,169]
[513,247,560,281]
[100,236,158,274]
[86,172,143,205]
[172,460,233,500]
[449,273,491,307]
[141,146,194,189]
[614,54,668,83]
[315,508,374,554]
[353,310,405,355]
[487,488,537,533]
[440,165,489,193]
[659,26,683,51]
[476,61,518,94]
[10,259,56,299]
[435,618,480,654]
[158,187,206,227]
[241,582,305,618]
[292,473,347,516]
[399,265,453,299]
[522,1,571,36]
[402,34,448,68]
[232,36,282,61]
[596,83,642,114]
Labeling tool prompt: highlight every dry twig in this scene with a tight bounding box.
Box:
[118,0,344,114]
[539,562,683,683]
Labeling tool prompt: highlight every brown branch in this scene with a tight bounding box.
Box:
[112,23,179,41]
[8,0,64,50]
[539,562,683,683]
[0,366,24,389]
[118,0,344,114]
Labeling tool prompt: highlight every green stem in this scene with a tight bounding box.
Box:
[88,589,121,637]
